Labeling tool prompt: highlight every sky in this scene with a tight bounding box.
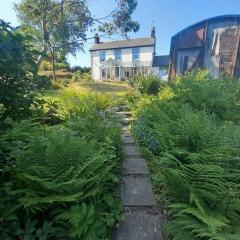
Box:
[1,0,240,67]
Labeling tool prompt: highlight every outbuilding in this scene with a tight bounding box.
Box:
[168,15,240,80]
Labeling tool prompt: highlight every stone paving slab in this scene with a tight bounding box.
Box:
[122,135,135,144]
[115,209,162,240]
[122,157,149,175]
[121,175,156,206]
[123,145,141,157]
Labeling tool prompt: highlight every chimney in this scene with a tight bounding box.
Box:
[94,33,100,44]
[151,26,156,38]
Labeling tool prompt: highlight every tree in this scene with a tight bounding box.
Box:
[0,20,39,121]
[15,0,140,79]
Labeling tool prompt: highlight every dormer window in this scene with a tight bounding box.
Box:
[99,50,106,62]
[115,49,122,61]
[132,47,140,61]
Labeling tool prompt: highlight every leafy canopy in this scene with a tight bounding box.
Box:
[0,20,39,121]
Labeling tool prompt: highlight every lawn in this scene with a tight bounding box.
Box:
[71,81,132,95]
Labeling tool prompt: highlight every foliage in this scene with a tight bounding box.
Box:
[132,71,240,240]
[0,20,39,121]
[129,74,165,95]
[99,0,140,35]
[0,93,123,240]
[15,0,140,70]
[72,71,93,82]
[58,90,115,119]
[15,0,93,62]
[40,60,70,71]
[71,66,91,74]
[39,70,73,79]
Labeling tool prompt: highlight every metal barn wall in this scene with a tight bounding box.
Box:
[176,49,201,75]
[204,20,240,78]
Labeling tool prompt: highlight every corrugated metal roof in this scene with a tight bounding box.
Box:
[90,37,155,51]
[152,55,169,67]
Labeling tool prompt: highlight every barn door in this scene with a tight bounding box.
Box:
[219,27,240,76]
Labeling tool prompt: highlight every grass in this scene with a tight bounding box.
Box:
[43,81,133,100]
[70,81,132,95]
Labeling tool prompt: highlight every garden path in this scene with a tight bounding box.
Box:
[114,108,163,240]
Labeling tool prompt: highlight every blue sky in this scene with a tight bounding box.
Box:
[1,0,240,67]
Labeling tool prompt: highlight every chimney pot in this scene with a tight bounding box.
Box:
[94,33,100,44]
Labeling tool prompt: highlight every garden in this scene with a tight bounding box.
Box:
[0,20,125,240]
[1,10,240,240]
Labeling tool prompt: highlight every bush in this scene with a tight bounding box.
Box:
[71,66,91,74]
[132,71,240,240]
[40,61,70,71]
[129,75,165,95]
[72,71,93,82]
[0,20,39,121]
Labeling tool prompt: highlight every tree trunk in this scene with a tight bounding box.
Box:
[37,11,49,69]
[51,47,57,81]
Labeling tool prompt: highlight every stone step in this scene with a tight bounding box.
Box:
[115,209,163,240]
[121,175,156,207]
[122,135,135,144]
[122,125,130,131]
[123,145,141,157]
[122,131,132,138]
[122,157,149,175]
[118,105,130,112]
[121,117,134,126]
[116,111,132,118]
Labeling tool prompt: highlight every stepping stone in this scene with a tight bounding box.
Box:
[122,135,135,144]
[122,131,132,137]
[122,157,149,175]
[123,145,141,157]
[115,210,162,240]
[121,175,156,206]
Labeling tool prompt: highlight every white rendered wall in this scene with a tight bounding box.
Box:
[90,45,155,80]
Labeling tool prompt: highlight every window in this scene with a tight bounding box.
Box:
[132,48,140,61]
[99,50,106,62]
[115,49,121,61]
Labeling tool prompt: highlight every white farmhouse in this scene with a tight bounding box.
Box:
[89,28,169,81]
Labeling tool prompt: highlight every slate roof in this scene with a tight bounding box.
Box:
[152,55,169,67]
[90,37,155,51]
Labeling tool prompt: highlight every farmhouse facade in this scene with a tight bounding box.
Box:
[169,15,240,80]
[89,29,169,81]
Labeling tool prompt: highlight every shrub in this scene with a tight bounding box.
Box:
[72,70,82,81]
[0,20,39,121]
[129,75,165,95]
[40,61,70,71]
